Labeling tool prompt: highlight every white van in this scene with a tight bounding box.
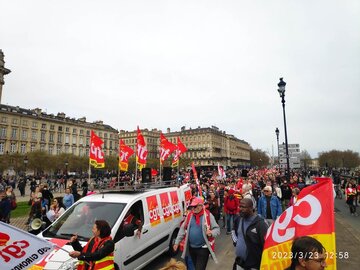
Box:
[31,184,192,270]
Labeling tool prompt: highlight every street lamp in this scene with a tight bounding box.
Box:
[23,156,28,176]
[275,128,280,165]
[65,160,69,175]
[277,78,290,181]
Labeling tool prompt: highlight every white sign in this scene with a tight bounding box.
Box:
[0,222,54,270]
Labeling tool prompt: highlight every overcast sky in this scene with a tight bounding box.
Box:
[1,0,359,158]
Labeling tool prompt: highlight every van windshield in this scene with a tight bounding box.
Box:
[42,202,126,240]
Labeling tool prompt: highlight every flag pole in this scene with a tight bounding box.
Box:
[159,160,162,184]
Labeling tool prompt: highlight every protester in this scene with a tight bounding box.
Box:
[173,197,220,270]
[288,187,300,207]
[281,180,292,211]
[231,198,269,270]
[345,182,357,216]
[0,190,11,222]
[207,190,220,222]
[120,208,143,239]
[159,259,187,270]
[26,192,43,227]
[69,220,115,270]
[285,236,327,270]
[18,178,26,197]
[41,183,54,209]
[46,197,66,223]
[4,185,16,223]
[257,186,282,225]
[224,189,239,234]
[63,187,75,209]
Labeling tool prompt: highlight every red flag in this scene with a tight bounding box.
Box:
[191,162,203,196]
[136,127,148,170]
[171,137,187,167]
[119,139,134,172]
[151,168,158,176]
[89,130,105,168]
[159,133,177,165]
[260,178,336,270]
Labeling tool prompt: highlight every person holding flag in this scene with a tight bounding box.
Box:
[69,220,115,270]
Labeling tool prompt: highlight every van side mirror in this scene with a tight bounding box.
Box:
[123,224,135,237]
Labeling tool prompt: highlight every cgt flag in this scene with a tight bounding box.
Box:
[119,139,134,172]
[260,178,336,270]
[171,137,187,168]
[136,126,148,170]
[0,222,54,270]
[159,133,177,165]
[89,130,105,168]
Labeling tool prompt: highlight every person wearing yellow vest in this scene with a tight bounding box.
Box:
[69,220,115,270]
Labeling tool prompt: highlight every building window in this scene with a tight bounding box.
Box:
[0,127,6,138]
[32,122,38,128]
[86,149,89,156]
[79,137,84,146]
[57,133,63,143]
[72,147,76,154]
[41,123,46,129]
[10,143,17,153]
[79,148,83,156]
[50,125,55,130]
[1,117,7,123]
[72,135,77,144]
[21,130,27,140]
[0,142,4,154]
[12,118,18,125]
[49,133,54,143]
[65,127,70,132]
[80,129,84,135]
[110,134,113,139]
[110,141,113,149]
[99,132,102,137]
[22,120,28,126]
[72,128,77,134]
[41,131,46,142]
[48,146,53,155]
[21,143,26,153]
[40,144,45,151]
[58,126,63,132]
[11,128,17,139]
[32,131,37,140]
[56,146,61,155]
[65,146,69,153]
[86,138,89,146]
[31,144,35,152]
[86,130,90,136]
[65,134,70,144]
[104,133,108,138]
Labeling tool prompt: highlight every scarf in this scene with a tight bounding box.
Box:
[193,208,205,225]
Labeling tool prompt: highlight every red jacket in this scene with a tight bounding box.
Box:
[224,194,239,214]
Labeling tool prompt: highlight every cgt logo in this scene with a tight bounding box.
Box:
[0,232,30,262]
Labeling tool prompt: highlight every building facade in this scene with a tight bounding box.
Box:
[120,126,251,167]
[0,104,118,157]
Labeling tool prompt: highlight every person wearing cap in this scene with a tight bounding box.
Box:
[173,197,220,270]
[257,186,282,225]
[224,189,239,234]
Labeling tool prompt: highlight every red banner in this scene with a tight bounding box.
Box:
[260,178,336,270]
[159,133,177,165]
[89,130,105,168]
[136,127,148,170]
[170,191,181,218]
[146,195,161,227]
[171,137,187,167]
[160,192,173,222]
[119,139,134,172]
[184,189,192,208]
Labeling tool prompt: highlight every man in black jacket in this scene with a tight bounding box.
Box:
[231,198,269,270]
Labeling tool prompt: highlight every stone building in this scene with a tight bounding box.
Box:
[0,104,118,157]
[120,126,250,167]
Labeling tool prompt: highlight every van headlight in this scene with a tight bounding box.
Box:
[58,258,78,270]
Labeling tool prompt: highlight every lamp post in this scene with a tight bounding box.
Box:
[65,160,69,176]
[277,78,290,181]
[23,156,28,176]
[275,128,280,166]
